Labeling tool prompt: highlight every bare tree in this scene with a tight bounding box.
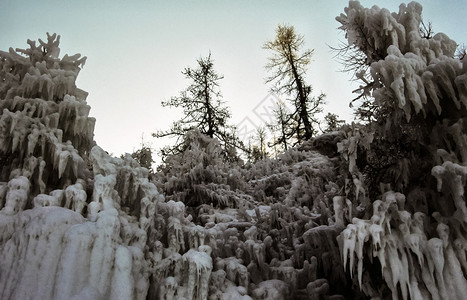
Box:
[323,112,345,132]
[264,24,325,144]
[246,126,268,162]
[256,126,268,160]
[153,53,241,158]
[267,100,291,151]
[419,20,434,39]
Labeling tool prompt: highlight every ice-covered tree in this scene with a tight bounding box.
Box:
[153,53,242,159]
[264,24,326,144]
[155,129,251,210]
[334,2,467,299]
[0,33,164,300]
[0,33,93,186]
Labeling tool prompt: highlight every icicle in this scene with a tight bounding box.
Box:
[182,249,212,300]
[369,223,383,253]
[426,238,446,297]
[157,277,178,300]
[167,217,184,253]
[65,181,87,213]
[454,238,467,274]
[353,218,369,288]
[110,246,134,299]
[92,174,117,211]
[342,224,357,273]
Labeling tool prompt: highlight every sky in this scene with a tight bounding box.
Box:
[1,0,465,162]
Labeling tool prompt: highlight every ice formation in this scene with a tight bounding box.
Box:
[0,42,351,299]
[152,129,355,299]
[0,33,157,299]
[1,1,466,299]
[335,1,467,299]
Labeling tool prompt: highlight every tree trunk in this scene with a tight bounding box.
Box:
[288,45,313,140]
[280,109,288,150]
[204,72,214,138]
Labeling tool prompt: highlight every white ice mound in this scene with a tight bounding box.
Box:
[0,34,161,300]
[0,207,146,300]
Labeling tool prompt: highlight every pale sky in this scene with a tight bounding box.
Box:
[1,0,465,161]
